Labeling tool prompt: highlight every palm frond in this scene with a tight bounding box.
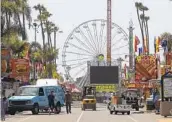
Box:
[1,24,22,37]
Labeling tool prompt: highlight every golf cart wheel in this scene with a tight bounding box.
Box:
[115,111,118,114]
[127,111,130,115]
[135,106,139,111]
[122,112,125,115]
[93,105,96,111]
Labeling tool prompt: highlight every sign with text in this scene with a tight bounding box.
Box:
[135,55,157,82]
[10,58,30,81]
[163,78,172,98]
[93,84,118,92]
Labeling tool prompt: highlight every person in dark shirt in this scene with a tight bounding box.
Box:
[48,91,55,111]
[65,90,72,114]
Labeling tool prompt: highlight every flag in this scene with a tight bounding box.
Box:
[144,37,147,53]
[156,37,160,53]
[134,36,140,52]
[124,64,127,78]
[154,37,156,53]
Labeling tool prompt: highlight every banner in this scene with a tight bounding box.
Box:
[1,48,12,74]
[10,58,30,81]
[93,84,118,92]
[135,55,157,82]
[166,53,172,66]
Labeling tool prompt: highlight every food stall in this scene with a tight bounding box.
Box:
[160,71,172,117]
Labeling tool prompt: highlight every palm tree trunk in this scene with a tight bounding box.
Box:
[22,10,26,40]
[49,34,52,48]
[38,9,45,49]
[16,13,23,37]
[54,31,57,65]
[145,20,150,54]
[5,11,10,42]
[5,11,9,31]
[136,7,145,53]
[45,21,51,48]
[38,9,46,68]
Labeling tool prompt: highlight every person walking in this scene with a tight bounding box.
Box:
[65,90,72,114]
[48,91,55,114]
[1,97,7,121]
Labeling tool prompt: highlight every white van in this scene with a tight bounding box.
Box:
[36,79,59,86]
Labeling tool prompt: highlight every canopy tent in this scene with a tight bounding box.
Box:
[72,88,81,93]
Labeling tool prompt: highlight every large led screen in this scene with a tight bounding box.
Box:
[90,66,119,84]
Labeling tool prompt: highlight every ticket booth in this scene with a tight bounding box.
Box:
[160,71,172,117]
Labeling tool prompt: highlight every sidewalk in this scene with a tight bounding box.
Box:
[158,118,172,122]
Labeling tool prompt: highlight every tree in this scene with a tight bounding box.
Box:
[135,2,144,45]
[161,32,172,52]
[135,2,150,54]
[34,4,46,49]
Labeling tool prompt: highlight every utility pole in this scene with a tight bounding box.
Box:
[128,20,135,82]
[107,0,112,66]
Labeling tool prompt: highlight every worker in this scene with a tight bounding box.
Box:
[1,97,8,121]
[48,91,55,113]
[65,90,72,114]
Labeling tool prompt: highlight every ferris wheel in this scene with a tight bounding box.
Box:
[62,19,129,84]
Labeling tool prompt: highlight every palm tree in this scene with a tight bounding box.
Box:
[1,0,31,41]
[161,32,172,52]
[44,45,58,78]
[29,42,43,79]
[135,2,145,47]
[34,4,46,49]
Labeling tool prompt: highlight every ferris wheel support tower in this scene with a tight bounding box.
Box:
[107,0,112,66]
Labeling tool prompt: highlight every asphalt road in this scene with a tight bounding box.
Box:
[3,105,172,122]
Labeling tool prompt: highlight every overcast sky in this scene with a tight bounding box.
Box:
[27,0,172,76]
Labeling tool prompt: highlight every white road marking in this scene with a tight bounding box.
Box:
[76,111,84,122]
[17,116,33,122]
[127,115,138,122]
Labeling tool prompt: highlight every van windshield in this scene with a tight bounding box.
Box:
[19,87,38,96]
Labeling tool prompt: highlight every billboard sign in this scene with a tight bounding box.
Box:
[135,55,157,82]
[10,58,30,81]
[90,66,119,84]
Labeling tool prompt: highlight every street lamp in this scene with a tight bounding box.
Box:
[54,28,63,66]
[29,22,40,81]
[29,22,40,42]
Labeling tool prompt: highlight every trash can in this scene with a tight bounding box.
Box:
[146,99,154,110]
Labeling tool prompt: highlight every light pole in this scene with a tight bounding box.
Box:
[54,29,63,66]
[29,22,40,42]
[117,58,124,94]
[29,22,40,81]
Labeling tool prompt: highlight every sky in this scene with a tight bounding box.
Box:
[27,0,172,79]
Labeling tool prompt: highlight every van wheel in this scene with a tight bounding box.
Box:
[32,104,39,115]
[9,110,16,115]
[127,111,130,115]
